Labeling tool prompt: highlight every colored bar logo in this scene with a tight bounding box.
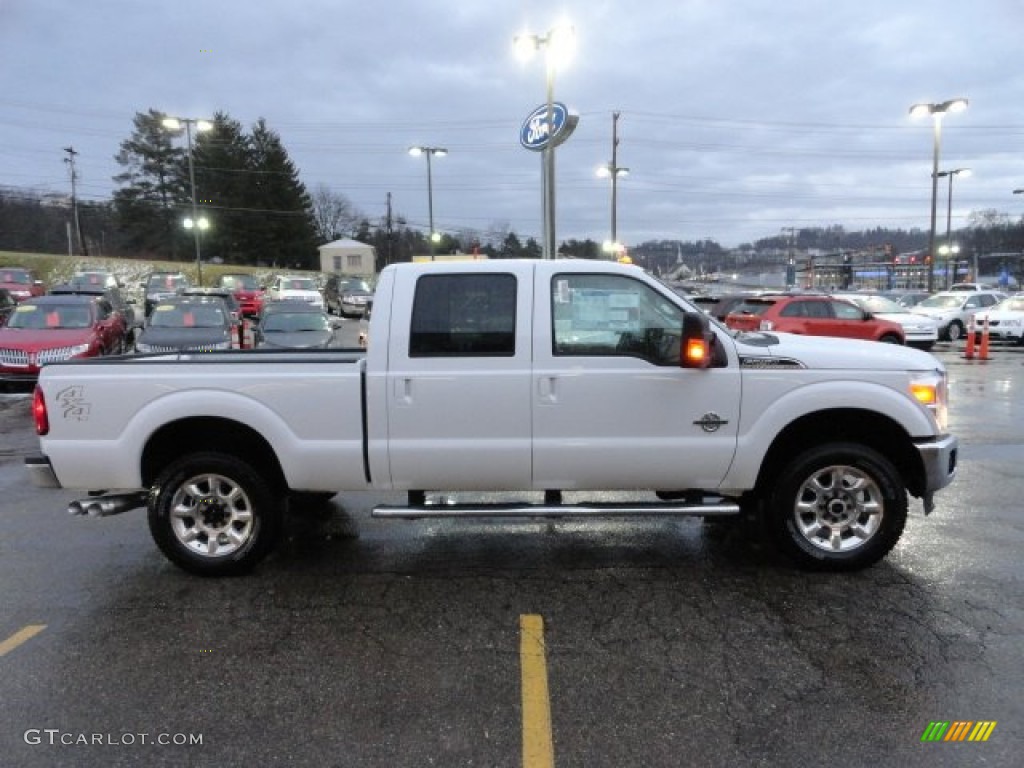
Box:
[921,721,997,742]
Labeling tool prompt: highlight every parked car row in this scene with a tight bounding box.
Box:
[688,285,1015,349]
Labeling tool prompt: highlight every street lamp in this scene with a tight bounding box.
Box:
[596,111,628,257]
[408,146,447,260]
[909,98,968,292]
[936,168,970,288]
[514,22,575,259]
[162,115,212,284]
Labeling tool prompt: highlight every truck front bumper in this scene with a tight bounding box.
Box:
[25,454,61,489]
[915,433,958,514]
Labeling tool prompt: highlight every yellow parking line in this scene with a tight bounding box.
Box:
[520,614,555,768]
[0,624,46,657]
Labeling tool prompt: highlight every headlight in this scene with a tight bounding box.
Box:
[910,369,948,431]
[135,342,152,353]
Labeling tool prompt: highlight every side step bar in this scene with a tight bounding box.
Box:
[372,500,741,520]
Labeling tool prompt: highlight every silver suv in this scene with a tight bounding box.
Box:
[910,290,1007,341]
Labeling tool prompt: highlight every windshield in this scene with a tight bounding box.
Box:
[147,274,188,291]
[1,270,31,285]
[8,303,92,329]
[844,295,906,314]
[281,278,316,291]
[263,312,330,333]
[729,299,776,316]
[995,297,1024,313]
[917,294,965,309]
[341,279,372,294]
[149,304,226,328]
[220,274,260,291]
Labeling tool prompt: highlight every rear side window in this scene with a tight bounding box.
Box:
[410,274,516,357]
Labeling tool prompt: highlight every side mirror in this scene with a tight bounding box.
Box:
[680,312,713,369]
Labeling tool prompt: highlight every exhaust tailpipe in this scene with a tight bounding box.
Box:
[68,492,148,518]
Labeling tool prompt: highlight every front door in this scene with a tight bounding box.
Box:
[531,267,740,491]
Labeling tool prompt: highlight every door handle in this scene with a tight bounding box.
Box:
[538,376,558,403]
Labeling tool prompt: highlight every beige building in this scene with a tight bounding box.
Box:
[318,238,376,276]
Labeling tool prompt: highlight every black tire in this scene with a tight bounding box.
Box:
[766,442,907,571]
[147,452,283,576]
[945,321,963,342]
[878,334,903,344]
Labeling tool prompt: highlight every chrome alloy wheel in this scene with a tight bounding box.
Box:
[792,464,884,553]
[169,473,254,557]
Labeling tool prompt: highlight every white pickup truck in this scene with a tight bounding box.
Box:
[26,259,957,576]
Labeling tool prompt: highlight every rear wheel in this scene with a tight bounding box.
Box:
[148,452,283,576]
[767,443,907,571]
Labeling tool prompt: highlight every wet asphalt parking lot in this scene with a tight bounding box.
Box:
[0,337,1021,768]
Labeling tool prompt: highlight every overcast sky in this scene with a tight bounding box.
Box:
[3,0,1023,249]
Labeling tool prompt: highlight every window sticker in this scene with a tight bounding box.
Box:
[15,304,38,313]
[555,279,570,303]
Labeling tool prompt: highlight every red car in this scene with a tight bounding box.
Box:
[0,267,45,302]
[724,295,906,344]
[0,295,129,387]
[215,273,265,317]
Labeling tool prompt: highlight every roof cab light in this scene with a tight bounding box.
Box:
[32,386,49,435]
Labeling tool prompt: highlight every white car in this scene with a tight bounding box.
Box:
[266,275,324,309]
[971,295,1024,345]
[833,293,940,350]
[910,290,1006,342]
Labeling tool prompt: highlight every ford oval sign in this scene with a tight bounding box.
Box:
[520,103,577,151]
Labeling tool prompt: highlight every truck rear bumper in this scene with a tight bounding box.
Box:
[25,454,61,489]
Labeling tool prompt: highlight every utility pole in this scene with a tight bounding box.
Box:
[385,192,394,267]
[63,146,88,256]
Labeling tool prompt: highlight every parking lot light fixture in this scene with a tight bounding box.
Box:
[514,21,575,260]
[909,99,968,292]
[162,115,213,284]
[408,146,447,260]
[936,168,970,288]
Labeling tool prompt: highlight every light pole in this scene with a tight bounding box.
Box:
[162,115,212,284]
[936,168,970,288]
[514,22,575,259]
[408,146,447,260]
[909,98,968,292]
[596,111,628,258]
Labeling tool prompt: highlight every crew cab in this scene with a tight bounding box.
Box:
[26,260,957,576]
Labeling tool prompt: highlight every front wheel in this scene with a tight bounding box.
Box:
[148,452,283,576]
[878,333,903,344]
[767,443,907,571]
[945,321,963,342]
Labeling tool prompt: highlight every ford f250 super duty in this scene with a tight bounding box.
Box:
[25,259,958,576]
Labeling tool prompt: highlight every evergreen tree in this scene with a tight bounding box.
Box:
[189,112,252,266]
[247,118,318,269]
[112,109,184,258]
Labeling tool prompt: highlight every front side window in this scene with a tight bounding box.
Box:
[409,273,516,357]
[551,273,684,364]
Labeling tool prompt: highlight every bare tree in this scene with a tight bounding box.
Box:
[311,184,360,243]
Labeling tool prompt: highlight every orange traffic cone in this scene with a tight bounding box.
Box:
[979,316,991,361]
[964,316,976,360]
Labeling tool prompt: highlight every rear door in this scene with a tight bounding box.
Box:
[384,264,534,490]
